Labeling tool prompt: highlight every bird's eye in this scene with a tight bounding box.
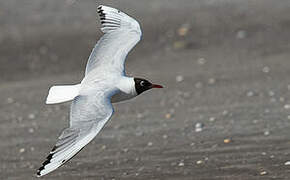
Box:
[140,81,145,86]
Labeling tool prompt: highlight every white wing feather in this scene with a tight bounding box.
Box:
[85,5,142,75]
[37,93,114,177]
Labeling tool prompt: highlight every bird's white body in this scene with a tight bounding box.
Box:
[110,77,137,103]
[37,5,142,177]
[46,77,137,104]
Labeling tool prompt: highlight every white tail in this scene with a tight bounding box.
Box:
[46,84,81,104]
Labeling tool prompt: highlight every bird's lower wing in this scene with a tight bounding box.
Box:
[37,94,114,177]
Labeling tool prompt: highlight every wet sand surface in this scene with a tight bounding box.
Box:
[1,0,290,179]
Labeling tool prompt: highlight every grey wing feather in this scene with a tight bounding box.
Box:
[37,94,113,177]
[85,5,142,75]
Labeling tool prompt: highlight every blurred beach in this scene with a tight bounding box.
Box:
[1,0,290,179]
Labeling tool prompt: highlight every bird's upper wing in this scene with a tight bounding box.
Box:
[85,5,142,76]
[37,91,114,177]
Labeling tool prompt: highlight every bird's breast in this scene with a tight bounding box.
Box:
[111,90,137,103]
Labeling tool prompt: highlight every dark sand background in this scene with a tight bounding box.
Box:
[1,0,290,179]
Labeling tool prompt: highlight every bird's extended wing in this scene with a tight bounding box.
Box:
[37,93,114,177]
[85,5,142,75]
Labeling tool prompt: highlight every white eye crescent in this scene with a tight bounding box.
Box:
[140,81,145,86]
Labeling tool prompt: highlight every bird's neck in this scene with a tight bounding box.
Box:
[116,77,137,95]
[111,77,137,103]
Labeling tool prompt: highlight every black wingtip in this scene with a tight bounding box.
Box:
[36,166,44,177]
[42,159,51,167]
[51,146,57,152]
[36,146,57,177]
[37,158,47,177]
[46,153,53,160]
[97,5,103,10]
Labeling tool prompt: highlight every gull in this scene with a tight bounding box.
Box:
[36,4,163,177]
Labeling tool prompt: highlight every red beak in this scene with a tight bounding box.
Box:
[152,84,163,88]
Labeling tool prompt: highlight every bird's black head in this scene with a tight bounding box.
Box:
[134,78,163,95]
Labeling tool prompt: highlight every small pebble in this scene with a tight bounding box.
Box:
[169,108,175,114]
[176,75,184,82]
[19,148,25,153]
[196,160,203,165]
[236,30,247,39]
[284,104,290,109]
[261,152,267,156]
[222,110,229,116]
[101,145,106,150]
[195,128,203,132]
[17,116,23,122]
[135,131,143,137]
[260,171,268,176]
[28,128,34,133]
[6,97,14,104]
[208,78,216,85]
[28,113,36,119]
[122,148,129,153]
[165,113,172,119]
[195,122,203,128]
[137,113,144,119]
[253,119,259,124]
[177,24,190,36]
[268,91,275,97]
[197,58,206,65]
[195,123,204,132]
[173,41,186,49]
[178,161,185,167]
[262,66,270,73]
[264,131,270,136]
[65,0,77,5]
[247,91,254,97]
[171,162,177,166]
[285,161,290,165]
[162,134,168,139]
[209,117,216,122]
[195,82,203,88]
[224,138,231,144]
[138,167,144,172]
[147,142,153,147]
